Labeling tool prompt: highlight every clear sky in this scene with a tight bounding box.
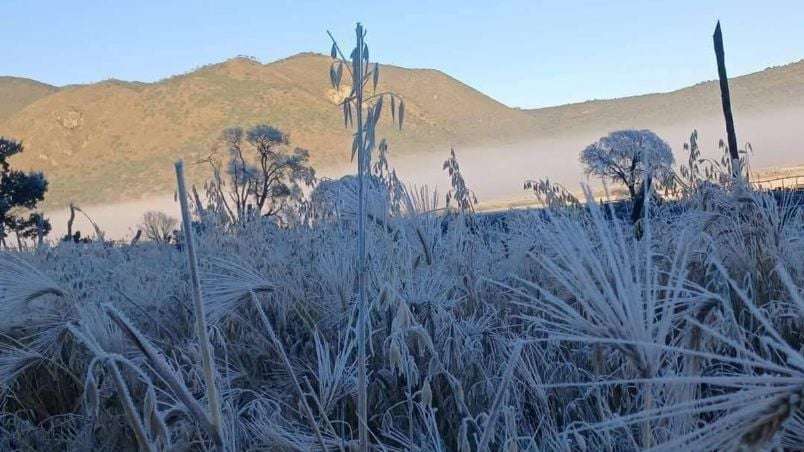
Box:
[1,0,802,108]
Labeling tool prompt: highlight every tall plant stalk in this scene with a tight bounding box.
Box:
[353,23,369,452]
[175,161,224,446]
[327,23,404,451]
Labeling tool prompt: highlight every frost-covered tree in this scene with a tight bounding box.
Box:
[0,137,50,248]
[139,211,177,244]
[205,124,316,224]
[246,125,315,215]
[580,129,674,199]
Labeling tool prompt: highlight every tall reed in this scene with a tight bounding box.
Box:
[175,160,224,446]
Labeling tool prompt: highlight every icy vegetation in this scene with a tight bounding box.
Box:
[2,22,804,452]
[0,174,803,451]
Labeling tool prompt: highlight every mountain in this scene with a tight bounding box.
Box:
[0,77,58,123]
[0,53,536,207]
[1,54,803,210]
[523,59,804,137]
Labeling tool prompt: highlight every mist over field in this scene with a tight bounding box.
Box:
[47,106,804,239]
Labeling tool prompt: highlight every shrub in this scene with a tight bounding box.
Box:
[139,211,178,244]
[0,137,50,249]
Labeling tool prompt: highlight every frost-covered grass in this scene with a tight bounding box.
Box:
[0,183,802,451]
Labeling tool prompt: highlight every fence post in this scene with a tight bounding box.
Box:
[713,21,741,180]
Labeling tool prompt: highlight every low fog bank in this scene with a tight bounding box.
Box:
[386,107,804,204]
[46,195,180,243]
[46,108,803,241]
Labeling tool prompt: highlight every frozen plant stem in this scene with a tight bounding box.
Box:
[353,22,369,452]
[175,161,224,446]
[250,293,329,452]
[477,341,523,452]
[329,23,403,449]
[108,359,156,452]
[70,324,156,452]
[102,304,222,446]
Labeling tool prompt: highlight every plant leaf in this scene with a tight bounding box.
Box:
[374,96,383,123]
[334,63,343,88]
[330,42,337,59]
[372,63,379,93]
[398,100,405,130]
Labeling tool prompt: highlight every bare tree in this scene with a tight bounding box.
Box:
[140,211,177,244]
[222,127,252,222]
[246,125,316,217]
[580,129,674,200]
[204,124,316,224]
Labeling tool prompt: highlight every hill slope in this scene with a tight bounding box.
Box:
[524,59,804,136]
[1,55,803,210]
[0,53,536,207]
[0,77,59,123]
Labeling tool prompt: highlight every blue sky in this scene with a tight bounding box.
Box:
[1,0,802,108]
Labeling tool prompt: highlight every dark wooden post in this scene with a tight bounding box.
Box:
[713,21,741,179]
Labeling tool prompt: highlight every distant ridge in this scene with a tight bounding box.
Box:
[0,76,59,122]
[1,54,802,208]
[0,53,536,207]
[523,59,804,136]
